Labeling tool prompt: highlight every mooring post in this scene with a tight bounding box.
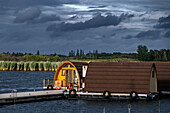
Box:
[43,79,45,87]
[128,104,131,113]
[103,107,105,113]
[159,100,160,113]
[12,89,17,104]
[48,79,49,86]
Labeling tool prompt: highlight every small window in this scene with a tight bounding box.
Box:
[152,71,154,78]
[70,65,74,67]
[62,70,65,76]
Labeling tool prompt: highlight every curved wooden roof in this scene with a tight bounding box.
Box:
[71,62,89,79]
[155,62,170,91]
[84,62,154,93]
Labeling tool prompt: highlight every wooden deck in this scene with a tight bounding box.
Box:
[1,90,170,105]
[0,90,64,105]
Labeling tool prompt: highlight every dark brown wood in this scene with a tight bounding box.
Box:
[155,62,170,91]
[85,62,152,93]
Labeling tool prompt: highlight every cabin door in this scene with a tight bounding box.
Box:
[65,70,74,86]
[65,69,78,88]
[150,67,157,93]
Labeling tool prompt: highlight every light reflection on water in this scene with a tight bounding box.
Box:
[0,71,170,113]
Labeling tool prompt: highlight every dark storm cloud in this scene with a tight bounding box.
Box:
[14,7,41,23]
[136,30,160,40]
[0,0,78,7]
[122,30,161,40]
[122,35,133,39]
[60,14,121,31]
[164,31,170,38]
[159,15,170,23]
[156,15,170,29]
[48,13,133,33]
[156,23,170,29]
[46,24,57,31]
[32,15,60,24]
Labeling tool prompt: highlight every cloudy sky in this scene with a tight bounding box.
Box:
[0,0,170,55]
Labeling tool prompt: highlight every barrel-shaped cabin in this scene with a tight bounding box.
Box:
[52,61,158,97]
[53,61,88,91]
[84,62,158,95]
[155,62,170,91]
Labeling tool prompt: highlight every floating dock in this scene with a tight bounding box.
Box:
[0,90,64,105]
[1,89,170,105]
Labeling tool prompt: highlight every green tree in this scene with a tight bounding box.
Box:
[76,49,79,57]
[37,50,40,55]
[137,45,149,61]
[80,49,83,57]
[69,50,75,57]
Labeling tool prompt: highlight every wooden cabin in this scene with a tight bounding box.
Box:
[155,62,170,91]
[53,61,88,91]
[84,62,157,94]
[53,61,158,96]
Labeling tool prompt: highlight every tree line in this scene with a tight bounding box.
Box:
[137,45,170,61]
[0,46,170,61]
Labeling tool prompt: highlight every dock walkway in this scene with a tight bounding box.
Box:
[0,90,64,105]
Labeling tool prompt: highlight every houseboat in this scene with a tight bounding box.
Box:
[43,61,164,99]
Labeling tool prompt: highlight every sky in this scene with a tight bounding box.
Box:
[0,0,170,55]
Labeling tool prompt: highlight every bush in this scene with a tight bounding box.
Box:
[0,62,2,70]
[20,62,24,70]
[30,62,39,71]
[3,62,8,70]
[39,63,44,71]
[24,62,30,71]
[10,62,17,71]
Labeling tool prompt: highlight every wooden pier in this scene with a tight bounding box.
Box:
[1,89,170,105]
[0,90,64,105]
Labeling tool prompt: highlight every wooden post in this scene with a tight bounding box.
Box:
[68,70,70,85]
[128,104,131,113]
[72,70,74,83]
[43,79,45,87]
[159,100,160,113]
[48,79,49,86]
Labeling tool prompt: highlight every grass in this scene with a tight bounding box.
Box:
[71,58,139,62]
[10,62,17,71]
[0,59,138,71]
[39,63,44,71]
[30,62,39,71]
[24,62,30,71]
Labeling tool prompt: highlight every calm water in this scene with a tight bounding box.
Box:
[0,71,170,113]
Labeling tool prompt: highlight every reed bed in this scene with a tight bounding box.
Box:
[0,61,61,71]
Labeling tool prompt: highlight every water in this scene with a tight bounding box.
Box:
[0,71,170,113]
[0,71,55,93]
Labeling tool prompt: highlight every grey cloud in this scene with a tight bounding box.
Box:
[88,5,107,9]
[46,24,57,31]
[50,13,132,33]
[159,15,170,23]
[164,31,170,38]
[122,35,133,39]
[156,23,170,29]
[156,15,170,29]
[14,7,41,23]
[0,0,78,7]
[32,15,60,24]
[136,30,160,40]
[122,30,161,40]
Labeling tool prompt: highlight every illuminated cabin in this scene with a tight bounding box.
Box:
[53,61,88,91]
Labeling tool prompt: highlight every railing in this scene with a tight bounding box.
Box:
[43,79,49,87]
